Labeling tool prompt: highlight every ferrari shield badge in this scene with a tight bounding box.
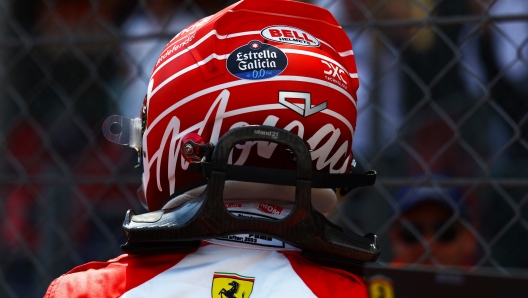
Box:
[368,275,395,298]
[212,272,255,298]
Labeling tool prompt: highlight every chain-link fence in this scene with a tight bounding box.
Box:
[0,0,527,297]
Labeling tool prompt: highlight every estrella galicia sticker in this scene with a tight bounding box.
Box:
[227,40,287,80]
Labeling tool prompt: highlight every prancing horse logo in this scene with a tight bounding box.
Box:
[212,272,255,298]
[219,281,243,298]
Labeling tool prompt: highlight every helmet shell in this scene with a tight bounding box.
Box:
[142,0,359,211]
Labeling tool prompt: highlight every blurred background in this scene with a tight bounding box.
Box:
[0,0,526,296]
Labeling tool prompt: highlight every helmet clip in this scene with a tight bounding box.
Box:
[181,132,214,162]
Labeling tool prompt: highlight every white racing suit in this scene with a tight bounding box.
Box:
[45,202,368,297]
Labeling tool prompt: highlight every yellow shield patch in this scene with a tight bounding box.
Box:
[212,272,255,298]
[368,275,395,298]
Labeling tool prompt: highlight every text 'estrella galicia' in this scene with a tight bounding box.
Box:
[227,40,288,80]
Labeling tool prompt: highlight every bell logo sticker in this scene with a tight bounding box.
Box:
[212,272,255,298]
[227,40,288,80]
[261,26,320,47]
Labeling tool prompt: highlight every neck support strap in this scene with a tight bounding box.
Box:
[121,125,380,272]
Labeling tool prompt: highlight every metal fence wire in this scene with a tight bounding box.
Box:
[0,0,527,297]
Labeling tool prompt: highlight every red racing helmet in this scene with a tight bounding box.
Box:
[105,0,360,212]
